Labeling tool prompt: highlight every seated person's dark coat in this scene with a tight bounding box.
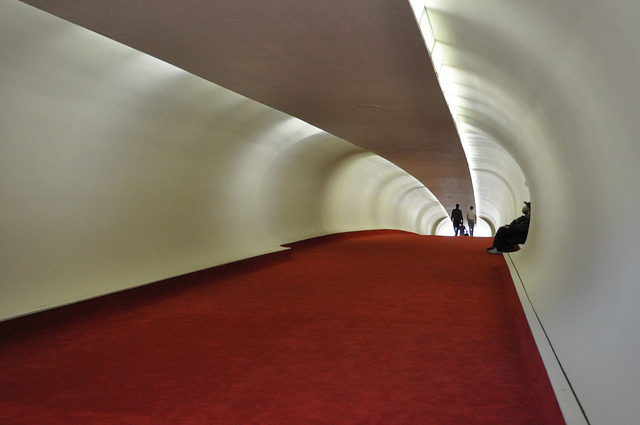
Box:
[508,214,530,244]
[492,214,530,251]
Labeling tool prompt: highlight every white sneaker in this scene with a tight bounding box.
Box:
[487,248,502,254]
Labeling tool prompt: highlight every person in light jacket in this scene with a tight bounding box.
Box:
[466,206,476,236]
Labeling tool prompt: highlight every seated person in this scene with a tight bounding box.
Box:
[487,202,531,254]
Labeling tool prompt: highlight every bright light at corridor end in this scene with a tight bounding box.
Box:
[435,218,492,237]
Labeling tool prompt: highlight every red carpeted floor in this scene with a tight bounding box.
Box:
[0,231,565,424]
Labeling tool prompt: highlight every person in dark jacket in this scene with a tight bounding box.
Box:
[451,204,464,236]
[487,202,531,254]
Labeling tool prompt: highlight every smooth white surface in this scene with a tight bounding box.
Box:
[0,1,448,320]
[411,1,640,423]
[410,1,531,231]
[505,254,588,425]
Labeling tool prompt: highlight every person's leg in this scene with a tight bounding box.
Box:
[469,220,474,236]
[491,227,513,251]
[488,227,506,250]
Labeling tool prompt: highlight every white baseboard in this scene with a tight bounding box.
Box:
[505,253,590,425]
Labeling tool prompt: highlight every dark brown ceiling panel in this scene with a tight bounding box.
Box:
[20,0,474,211]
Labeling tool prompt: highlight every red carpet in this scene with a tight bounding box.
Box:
[0,231,564,424]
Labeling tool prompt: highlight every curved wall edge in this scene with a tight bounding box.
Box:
[0,2,447,320]
[416,1,640,423]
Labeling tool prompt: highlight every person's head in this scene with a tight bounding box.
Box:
[470,206,474,210]
[523,201,531,215]
[456,204,459,208]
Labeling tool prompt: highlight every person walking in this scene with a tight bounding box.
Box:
[466,206,476,236]
[451,204,463,236]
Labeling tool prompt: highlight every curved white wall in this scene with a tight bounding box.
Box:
[7,0,638,422]
[0,2,448,321]
[411,1,640,423]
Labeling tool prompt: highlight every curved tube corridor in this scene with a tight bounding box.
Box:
[2,1,639,423]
